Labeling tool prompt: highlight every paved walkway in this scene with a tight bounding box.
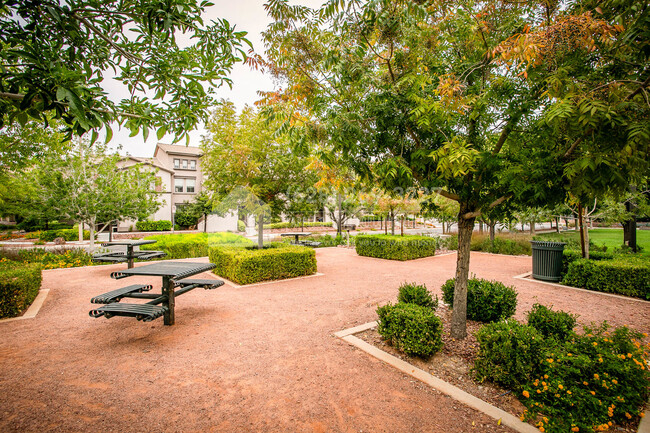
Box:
[0,249,647,432]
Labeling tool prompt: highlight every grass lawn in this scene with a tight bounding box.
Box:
[537,228,650,258]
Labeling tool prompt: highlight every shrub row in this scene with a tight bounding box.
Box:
[561,249,614,276]
[441,234,532,255]
[563,257,650,300]
[39,229,90,242]
[0,248,94,269]
[355,235,438,261]
[135,220,172,231]
[441,278,517,322]
[142,232,251,259]
[473,308,649,432]
[208,242,316,285]
[264,221,333,230]
[0,261,42,318]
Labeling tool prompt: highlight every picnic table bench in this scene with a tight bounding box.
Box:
[280,232,321,247]
[92,239,166,268]
[89,261,223,325]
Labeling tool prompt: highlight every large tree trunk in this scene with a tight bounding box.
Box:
[204,213,208,233]
[450,208,476,339]
[489,221,496,242]
[578,203,589,259]
[556,217,560,233]
[78,222,83,242]
[530,218,536,235]
[257,213,264,249]
[623,185,638,252]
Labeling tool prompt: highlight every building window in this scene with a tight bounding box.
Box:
[182,159,188,169]
[186,179,195,193]
[174,178,183,193]
[174,159,180,169]
[189,160,196,170]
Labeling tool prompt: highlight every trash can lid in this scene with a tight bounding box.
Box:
[530,241,567,247]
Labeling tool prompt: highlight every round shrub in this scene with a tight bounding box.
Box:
[441,278,517,322]
[397,282,438,310]
[376,302,443,357]
[527,303,577,342]
[237,220,246,232]
[473,320,545,389]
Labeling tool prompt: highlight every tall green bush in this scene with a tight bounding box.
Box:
[142,232,252,259]
[377,302,443,357]
[0,261,42,318]
[39,229,90,242]
[355,235,438,261]
[208,243,316,285]
[441,278,517,322]
[264,221,333,229]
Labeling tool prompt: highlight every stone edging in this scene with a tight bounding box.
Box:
[0,289,49,324]
[513,272,650,304]
[335,322,650,433]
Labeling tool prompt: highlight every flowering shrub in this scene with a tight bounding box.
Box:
[520,324,649,433]
[0,248,94,269]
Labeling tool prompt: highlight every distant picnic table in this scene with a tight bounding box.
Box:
[89,261,223,325]
[280,232,321,247]
[92,239,166,268]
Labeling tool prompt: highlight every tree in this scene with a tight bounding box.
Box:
[0,0,250,142]
[201,102,311,248]
[264,0,649,338]
[24,141,161,248]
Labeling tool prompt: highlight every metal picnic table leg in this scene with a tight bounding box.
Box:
[162,276,175,325]
[127,245,135,269]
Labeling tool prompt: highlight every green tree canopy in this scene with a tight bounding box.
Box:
[263,0,650,337]
[0,0,251,142]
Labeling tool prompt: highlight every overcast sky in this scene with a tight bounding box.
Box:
[111,0,323,157]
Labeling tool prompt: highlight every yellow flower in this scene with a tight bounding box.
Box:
[547,358,554,363]
[594,374,599,379]
[591,391,596,395]
[558,384,564,390]
[593,342,598,346]
[567,390,572,395]
[627,353,632,358]
[544,374,549,379]
[571,427,579,432]
[539,427,545,432]
[522,390,530,398]
[536,389,541,394]
[625,413,632,419]
[612,379,617,384]
[583,381,589,386]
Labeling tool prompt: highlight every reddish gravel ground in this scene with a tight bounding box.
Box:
[0,249,648,433]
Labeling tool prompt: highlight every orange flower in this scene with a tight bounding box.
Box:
[522,390,530,398]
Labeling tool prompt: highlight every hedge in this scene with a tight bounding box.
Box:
[142,232,252,259]
[377,302,443,357]
[264,221,333,230]
[355,235,438,261]
[562,258,650,300]
[208,242,317,285]
[0,261,42,318]
[39,228,91,242]
[561,249,614,277]
[135,220,172,231]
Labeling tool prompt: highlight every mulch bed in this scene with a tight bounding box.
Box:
[356,303,641,433]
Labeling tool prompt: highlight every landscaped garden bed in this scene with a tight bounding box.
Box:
[358,281,649,433]
[142,232,251,259]
[209,242,316,285]
[0,259,42,319]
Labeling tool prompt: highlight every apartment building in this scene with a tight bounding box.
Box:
[117,143,204,231]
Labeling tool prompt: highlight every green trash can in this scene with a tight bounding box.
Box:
[530,241,566,282]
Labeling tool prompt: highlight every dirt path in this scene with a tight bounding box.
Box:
[0,249,647,432]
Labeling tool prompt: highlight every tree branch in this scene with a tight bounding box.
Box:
[627,75,650,101]
[434,189,460,202]
[461,195,511,219]
[563,128,593,159]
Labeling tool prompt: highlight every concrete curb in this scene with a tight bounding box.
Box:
[513,272,650,304]
[0,289,49,324]
[335,322,538,433]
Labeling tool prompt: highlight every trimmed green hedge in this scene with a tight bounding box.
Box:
[39,229,90,242]
[561,249,614,277]
[264,221,333,230]
[135,220,172,231]
[0,261,42,318]
[143,232,252,259]
[208,242,317,285]
[355,235,438,261]
[562,258,650,300]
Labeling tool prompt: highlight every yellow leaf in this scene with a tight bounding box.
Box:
[497,419,502,425]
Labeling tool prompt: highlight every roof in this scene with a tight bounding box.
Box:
[155,143,203,157]
[119,156,174,174]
